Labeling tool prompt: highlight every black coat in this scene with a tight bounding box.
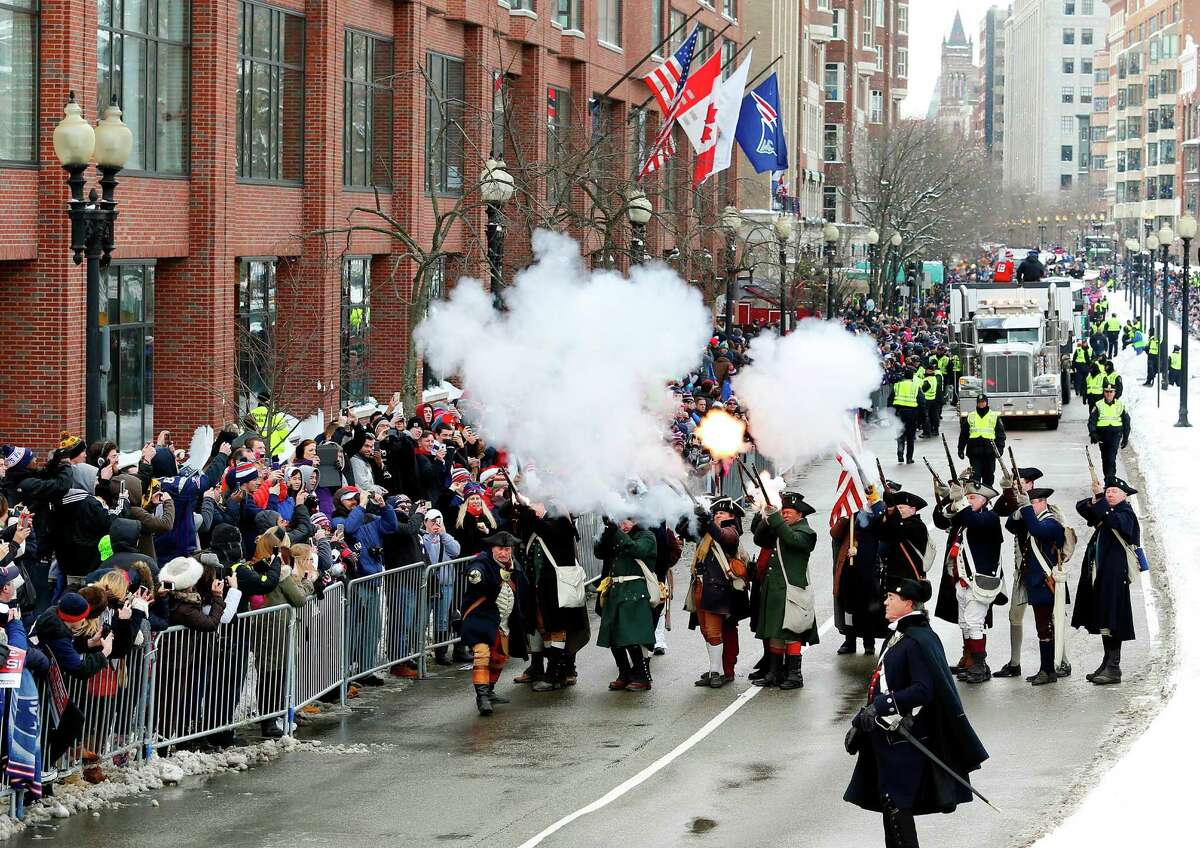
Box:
[844,613,989,814]
[1071,497,1137,641]
[516,506,589,643]
[829,510,888,640]
[878,509,930,584]
[459,552,529,659]
[1016,256,1045,282]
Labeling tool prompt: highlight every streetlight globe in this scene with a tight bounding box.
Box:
[93,97,133,168]
[53,92,95,168]
[480,158,515,204]
[1125,238,1138,252]
[890,232,902,247]
[1147,235,1160,250]
[1159,224,1175,245]
[1179,213,1198,240]
[865,228,879,245]
[722,205,742,234]
[773,215,794,240]
[626,189,653,225]
[1144,211,1156,223]
[823,222,840,243]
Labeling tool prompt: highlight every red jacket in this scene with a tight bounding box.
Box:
[993,260,1014,282]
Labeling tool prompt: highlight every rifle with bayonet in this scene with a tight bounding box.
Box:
[1085,446,1101,489]
[923,458,945,489]
[941,433,959,480]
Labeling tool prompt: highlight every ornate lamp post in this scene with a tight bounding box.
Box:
[626,188,653,264]
[721,205,742,335]
[1159,224,1175,392]
[1124,238,1139,313]
[865,227,880,305]
[1147,233,1160,336]
[1176,213,1195,427]
[775,215,794,334]
[888,231,902,313]
[823,221,840,320]
[1037,216,1047,246]
[53,92,132,444]
[481,159,515,310]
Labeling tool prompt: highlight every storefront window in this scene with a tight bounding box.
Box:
[101,264,155,448]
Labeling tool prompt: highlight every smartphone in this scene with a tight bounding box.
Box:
[18,509,31,530]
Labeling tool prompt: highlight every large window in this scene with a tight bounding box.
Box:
[237,2,304,182]
[547,86,572,203]
[344,30,393,188]
[651,0,663,50]
[556,0,583,29]
[723,0,737,19]
[824,123,843,162]
[236,259,277,414]
[426,52,465,195]
[668,8,686,51]
[341,258,371,405]
[97,0,189,173]
[896,47,907,78]
[0,1,36,162]
[869,90,883,124]
[824,63,843,101]
[897,3,908,34]
[100,264,154,449]
[598,0,622,46]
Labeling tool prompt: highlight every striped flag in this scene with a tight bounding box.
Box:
[829,414,869,529]
[642,28,699,115]
[638,28,700,179]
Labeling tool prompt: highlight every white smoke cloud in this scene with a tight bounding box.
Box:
[414,230,710,523]
[733,319,883,470]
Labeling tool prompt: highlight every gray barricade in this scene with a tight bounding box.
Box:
[344,562,426,687]
[574,514,605,585]
[293,580,346,711]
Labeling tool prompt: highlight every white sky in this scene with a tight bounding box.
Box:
[902,0,997,118]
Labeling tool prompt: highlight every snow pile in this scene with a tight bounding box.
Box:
[416,230,710,523]
[1034,291,1196,845]
[0,737,391,840]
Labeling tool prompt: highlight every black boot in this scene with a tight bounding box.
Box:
[474,684,494,716]
[486,683,510,704]
[1087,637,1114,681]
[513,652,544,684]
[752,652,783,687]
[1028,642,1058,686]
[778,654,804,690]
[963,651,991,684]
[627,647,651,691]
[837,634,857,655]
[452,642,473,663]
[433,646,452,666]
[1091,642,1122,685]
[748,643,771,680]
[533,648,563,692]
[861,638,875,655]
[609,648,632,690]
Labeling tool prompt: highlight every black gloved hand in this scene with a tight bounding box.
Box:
[694,506,710,522]
[1121,439,1129,449]
[854,704,879,733]
[957,449,965,460]
[1090,433,1099,444]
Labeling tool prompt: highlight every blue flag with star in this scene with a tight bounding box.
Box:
[735,73,788,174]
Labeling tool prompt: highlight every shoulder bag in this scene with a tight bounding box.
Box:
[1108,528,1149,584]
[776,539,816,634]
[534,535,587,609]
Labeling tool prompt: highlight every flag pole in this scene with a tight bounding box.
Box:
[631,32,758,115]
[744,54,784,91]
[594,8,704,104]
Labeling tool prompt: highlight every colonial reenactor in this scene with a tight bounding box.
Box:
[683,496,750,688]
[830,489,888,656]
[1012,486,1071,685]
[891,369,921,465]
[878,489,931,586]
[1087,386,1130,480]
[513,501,590,692]
[957,395,1005,487]
[1143,332,1161,385]
[933,477,1003,683]
[750,491,819,689]
[595,517,658,692]
[843,578,989,848]
[460,531,529,717]
[992,466,1043,679]
[1072,477,1141,686]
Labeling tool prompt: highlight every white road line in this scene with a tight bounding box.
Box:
[516,614,838,848]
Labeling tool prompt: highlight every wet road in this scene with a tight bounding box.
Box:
[18,397,1162,848]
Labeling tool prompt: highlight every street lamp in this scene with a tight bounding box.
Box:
[865,228,880,309]
[53,92,132,445]
[481,158,515,310]
[1176,213,1195,426]
[1159,224,1175,391]
[721,205,742,335]
[626,188,653,264]
[775,215,795,334]
[1124,238,1139,313]
[1147,233,1159,342]
[823,221,840,320]
[888,231,902,314]
[1037,216,1047,246]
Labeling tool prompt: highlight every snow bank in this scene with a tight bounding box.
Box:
[1033,291,1197,845]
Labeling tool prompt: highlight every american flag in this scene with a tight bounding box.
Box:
[642,28,700,115]
[638,28,700,179]
[829,413,868,529]
[547,87,557,123]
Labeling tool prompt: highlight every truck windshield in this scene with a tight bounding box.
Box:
[978,328,1040,344]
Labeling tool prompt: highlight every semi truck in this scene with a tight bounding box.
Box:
[949,278,1079,430]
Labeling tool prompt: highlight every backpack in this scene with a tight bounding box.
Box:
[1048,505,1077,563]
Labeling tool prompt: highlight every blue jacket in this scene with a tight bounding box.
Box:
[333,505,399,576]
[153,453,229,564]
[949,504,1003,577]
[1015,504,1067,607]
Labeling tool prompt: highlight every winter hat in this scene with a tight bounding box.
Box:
[387,494,412,512]
[58,432,86,460]
[159,556,204,592]
[312,512,332,529]
[451,467,472,485]
[211,524,244,568]
[463,482,484,497]
[0,564,21,592]
[229,462,258,486]
[57,591,91,623]
[255,509,283,535]
[1,445,31,472]
[335,486,360,502]
[478,466,502,486]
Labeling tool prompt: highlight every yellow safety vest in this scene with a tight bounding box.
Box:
[951,355,961,370]
[1104,372,1119,387]
[1085,372,1105,396]
[967,409,998,439]
[1074,347,1088,363]
[937,355,950,375]
[1105,317,1121,332]
[1170,351,1182,369]
[1148,338,1160,355]
[923,375,938,400]
[1095,400,1125,427]
[892,379,919,408]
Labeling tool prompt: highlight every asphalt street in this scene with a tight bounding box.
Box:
[19,396,1160,848]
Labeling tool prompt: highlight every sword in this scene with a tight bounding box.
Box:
[892,722,1002,813]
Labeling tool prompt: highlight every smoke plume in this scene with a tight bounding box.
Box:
[415,230,709,522]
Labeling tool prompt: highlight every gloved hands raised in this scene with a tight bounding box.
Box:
[865,485,882,506]
[948,481,965,503]
[934,482,951,502]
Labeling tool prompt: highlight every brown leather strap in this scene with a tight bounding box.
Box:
[462,596,487,620]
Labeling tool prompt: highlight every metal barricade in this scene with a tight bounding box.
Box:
[292,580,346,711]
[574,514,605,585]
[144,604,295,751]
[343,562,426,687]
[416,555,475,676]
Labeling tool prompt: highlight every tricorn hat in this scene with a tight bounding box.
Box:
[708,495,747,519]
[964,480,998,499]
[1103,476,1138,496]
[885,490,928,510]
[779,491,815,516]
[1016,467,1043,482]
[1027,487,1054,500]
[886,578,933,604]
[482,531,521,548]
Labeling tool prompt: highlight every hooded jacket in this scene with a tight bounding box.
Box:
[144,448,229,564]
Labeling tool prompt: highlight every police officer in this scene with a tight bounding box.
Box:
[1103,313,1122,357]
[949,349,961,404]
[1169,344,1182,387]
[1100,358,1123,399]
[1083,362,1106,410]
[1144,332,1161,385]
[919,366,940,438]
[1072,341,1091,398]
[957,395,1005,487]
[1088,385,1130,479]
[891,369,920,465]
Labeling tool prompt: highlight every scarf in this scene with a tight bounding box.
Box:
[5,668,41,798]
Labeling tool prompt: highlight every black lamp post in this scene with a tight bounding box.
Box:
[775,216,794,334]
[1147,233,1159,345]
[823,222,840,320]
[721,206,741,336]
[1037,216,1047,246]
[53,92,132,445]
[481,159,515,311]
[1177,214,1195,427]
[627,189,652,264]
[865,227,880,310]
[1159,224,1174,393]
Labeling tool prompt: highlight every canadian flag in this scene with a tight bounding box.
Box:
[673,49,727,150]
[691,54,753,188]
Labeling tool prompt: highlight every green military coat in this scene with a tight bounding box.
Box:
[596,526,658,649]
[752,510,821,644]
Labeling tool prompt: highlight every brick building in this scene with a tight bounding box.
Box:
[0,0,743,450]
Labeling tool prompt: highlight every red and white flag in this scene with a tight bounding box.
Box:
[674,49,727,150]
[829,413,870,529]
[692,53,752,188]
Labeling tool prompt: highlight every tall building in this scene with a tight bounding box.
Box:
[1003,0,1111,195]
[822,0,910,228]
[0,1,743,448]
[929,10,979,137]
[743,0,833,221]
[1104,0,1200,240]
[979,5,1011,161]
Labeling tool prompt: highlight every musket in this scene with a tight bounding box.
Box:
[1085,446,1101,489]
[1006,446,1021,484]
[922,457,945,489]
[892,722,1002,814]
[875,457,888,491]
[665,569,675,631]
[735,456,773,505]
[941,433,959,480]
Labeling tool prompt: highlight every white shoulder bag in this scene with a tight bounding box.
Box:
[777,539,816,634]
[534,536,587,609]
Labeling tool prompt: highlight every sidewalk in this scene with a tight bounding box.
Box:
[1034,290,1198,845]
